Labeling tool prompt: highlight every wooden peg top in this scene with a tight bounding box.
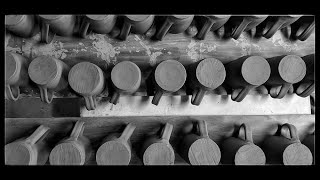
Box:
[196,58,226,89]
[39,15,63,20]
[143,142,175,165]
[86,15,108,21]
[5,52,17,81]
[234,144,266,165]
[125,15,152,22]
[111,61,141,92]
[279,55,306,84]
[96,141,131,165]
[5,142,32,165]
[282,143,312,165]
[68,62,102,95]
[28,56,58,85]
[5,15,25,26]
[49,142,85,165]
[188,138,221,165]
[155,60,186,92]
[242,56,271,86]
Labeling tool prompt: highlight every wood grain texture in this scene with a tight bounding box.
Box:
[4,114,314,165]
[5,27,315,68]
[96,141,131,165]
[5,143,31,165]
[234,144,266,165]
[278,55,306,83]
[49,135,92,165]
[241,56,270,85]
[49,121,89,165]
[49,142,83,165]
[28,56,58,85]
[68,62,102,95]
[142,142,175,165]
[155,60,186,92]
[111,61,141,91]
[196,58,226,89]
[266,55,306,85]
[188,138,221,165]
[282,143,312,165]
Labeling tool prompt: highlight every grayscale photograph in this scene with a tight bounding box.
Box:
[4,14,315,165]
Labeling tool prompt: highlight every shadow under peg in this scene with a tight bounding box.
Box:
[280,26,292,40]
[180,95,189,105]
[52,98,81,117]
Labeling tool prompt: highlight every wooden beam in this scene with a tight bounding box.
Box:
[6,29,315,69]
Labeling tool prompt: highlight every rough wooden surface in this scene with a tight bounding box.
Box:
[5,114,314,165]
[142,142,175,165]
[234,144,266,165]
[68,62,104,95]
[96,141,131,165]
[49,142,83,165]
[187,138,221,165]
[282,143,313,165]
[5,142,31,165]
[6,29,315,67]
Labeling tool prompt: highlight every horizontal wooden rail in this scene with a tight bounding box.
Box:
[6,28,315,69]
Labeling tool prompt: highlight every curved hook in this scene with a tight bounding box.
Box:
[280,123,299,142]
[238,123,253,143]
[5,85,20,101]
